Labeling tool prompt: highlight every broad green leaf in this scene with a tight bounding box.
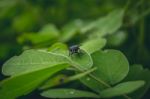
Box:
[80,21,92,33]
[0,64,68,99]
[100,81,145,98]
[92,49,129,85]
[107,31,127,47]
[48,42,93,70]
[60,19,83,42]
[2,50,69,76]
[124,65,144,81]
[81,9,124,36]
[80,50,129,93]
[123,65,150,99]
[93,9,124,37]
[2,46,93,76]
[17,24,59,44]
[39,24,59,37]
[80,38,106,54]
[70,49,93,70]
[48,42,69,55]
[41,88,99,98]
[47,42,93,70]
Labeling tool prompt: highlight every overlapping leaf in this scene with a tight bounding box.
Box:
[100,81,145,98]
[80,49,129,94]
[123,65,150,99]
[81,38,106,54]
[17,24,60,44]
[92,49,129,85]
[2,49,69,76]
[41,88,99,98]
[81,9,124,37]
[0,64,68,99]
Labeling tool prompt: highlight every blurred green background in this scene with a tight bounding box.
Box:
[0,0,150,98]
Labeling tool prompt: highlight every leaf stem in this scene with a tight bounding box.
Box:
[67,67,97,81]
[88,74,111,88]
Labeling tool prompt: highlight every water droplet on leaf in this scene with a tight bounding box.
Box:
[86,77,90,81]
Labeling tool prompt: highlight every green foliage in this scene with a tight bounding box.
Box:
[92,50,129,85]
[60,20,84,42]
[79,49,129,93]
[80,38,106,54]
[81,9,124,37]
[100,81,145,98]
[0,64,68,99]
[1,41,149,99]
[0,1,150,99]
[124,65,150,99]
[41,88,99,98]
[2,50,69,76]
[12,12,37,32]
[39,67,96,90]
[107,31,128,46]
[17,24,60,45]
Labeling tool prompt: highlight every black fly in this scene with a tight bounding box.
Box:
[69,45,80,56]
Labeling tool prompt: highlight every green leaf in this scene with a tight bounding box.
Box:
[39,24,60,37]
[70,49,93,70]
[80,75,106,93]
[39,74,67,90]
[48,42,69,55]
[2,44,93,76]
[94,9,124,37]
[123,65,150,99]
[100,81,145,98]
[0,64,68,99]
[107,31,128,47]
[80,38,106,54]
[48,42,93,70]
[81,9,124,37]
[41,88,99,98]
[47,42,93,70]
[2,50,69,76]
[80,49,129,93]
[17,24,59,44]
[60,19,83,42]
[92,49,129,85]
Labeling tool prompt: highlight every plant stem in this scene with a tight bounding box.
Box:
[67,67,97,81]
